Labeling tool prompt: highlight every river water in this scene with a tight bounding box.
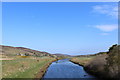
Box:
[42,59,97,80]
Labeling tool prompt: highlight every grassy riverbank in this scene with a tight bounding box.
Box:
[1,45,57,79]
[70,56,95,66]
[2,56,56,79]
[70,44,120,79]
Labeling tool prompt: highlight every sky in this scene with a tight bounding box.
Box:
[2,0,119,2]
[2,2,118,55]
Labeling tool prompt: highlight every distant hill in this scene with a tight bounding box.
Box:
[0,45,56,58]
[74,52,107,57]
[53,53,71,57]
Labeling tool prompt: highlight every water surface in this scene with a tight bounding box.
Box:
[43,59,97,79]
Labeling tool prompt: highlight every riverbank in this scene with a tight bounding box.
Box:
[70,45,120,79]
[70,56,95,66]
[2,56,57,79]
[70,56,98,77]
[1,45,59,79]
[34,59,57,80]
[70,54,107,78]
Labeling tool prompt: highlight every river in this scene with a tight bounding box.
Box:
[42,59,98,80]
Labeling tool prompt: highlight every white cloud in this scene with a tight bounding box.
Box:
[101,33,109,35]
[93,5,118,18]
[95,24,118,32]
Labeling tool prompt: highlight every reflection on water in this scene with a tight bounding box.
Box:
[43,59,96,79]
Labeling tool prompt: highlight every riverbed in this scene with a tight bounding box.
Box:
[42,59,97,79]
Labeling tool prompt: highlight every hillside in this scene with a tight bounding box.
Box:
[84,44,119,79]
[0,45,56,58]
[71,44,120,79]
[53,53,71,57]
[1,45,57,79]
[74,52,107,58]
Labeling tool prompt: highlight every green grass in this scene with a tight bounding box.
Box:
[2,56,55,78]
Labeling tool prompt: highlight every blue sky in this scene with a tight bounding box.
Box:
[2,2,118,55]
[2,0,119,2]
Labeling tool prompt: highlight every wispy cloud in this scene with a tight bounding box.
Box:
[101,33,109,36]
[95,24,118,32]
[93,5,118,18]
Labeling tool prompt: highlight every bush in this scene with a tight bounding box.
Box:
[105,45,120,78]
